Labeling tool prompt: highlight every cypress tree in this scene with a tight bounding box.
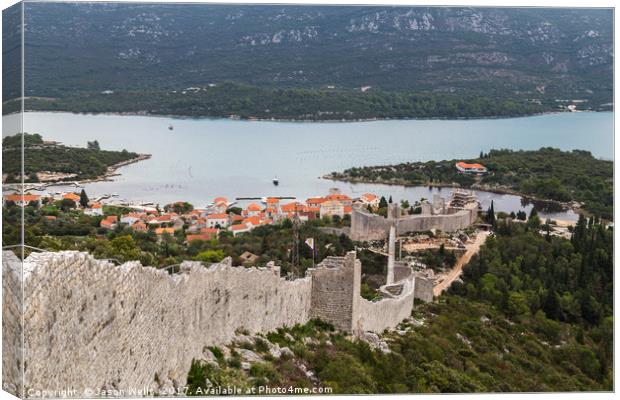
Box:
[79,189,89,208]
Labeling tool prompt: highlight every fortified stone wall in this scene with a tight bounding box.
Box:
[350,209,391,241]
[2,249,417,397]
[395,208,476,235]
[14,251,312,396]
[350,206,477,241]
[308,252,361,332]
[413,273,435,303]
[356,277,414,333]
[2,251,22,398]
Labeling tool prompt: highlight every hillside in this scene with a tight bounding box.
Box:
[185,221,613,393]
[2,4,613,116]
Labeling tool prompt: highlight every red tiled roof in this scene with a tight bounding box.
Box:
[123,212,144,219]
[326,194,351,201]
[214,197,228,204]
[266,197,279,204]
[456,162,486,170]
[361,193,378,201]
[155,227,175,235]
[207,213,229,220]
[306,197,326,205]
[132,221,147,230]
[230,223,249,231]
[243,216,261,226]
[186,233,215,242]
[101,216,118,227]
[281,202,303,212]
[4,194,41,202]
[63,193,81,201]
[247,203,262,212]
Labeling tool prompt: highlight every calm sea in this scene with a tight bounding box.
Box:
[3,111,613,221]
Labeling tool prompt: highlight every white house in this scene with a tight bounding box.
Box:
[320,200,345,219]
[359,193,380,208]
[3,194,41,208]
[455,162,487,174]
[207,213,230,228]
[84,203,104,216]
[229,223,251,236]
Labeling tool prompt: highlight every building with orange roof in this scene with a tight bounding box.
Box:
[3,193,41,207]
[155,227,176,236]
[100,215,118,230]
[320,199,345,219]
[325,193,352,206]
[206,213,230,228]
[214,197,228,204]
[62,192,81,203]
[229,223,250,236]
[121,213,145,225]
[306,197,327,206]
[359,193,380,208]
[455,161,487,174]
[246,202,263,216]
[132,221,148,232]
[200,227,219,236]
[186,233,215,243]
[280,202,304,213]
[230,214,245,222]
[243,216,262,228]
[84,202,104,216]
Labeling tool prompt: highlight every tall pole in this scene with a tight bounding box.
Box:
[387,223,396,285]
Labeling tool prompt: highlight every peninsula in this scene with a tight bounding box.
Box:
[325,148,613,220]
[1,133,150,185]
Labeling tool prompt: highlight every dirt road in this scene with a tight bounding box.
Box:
[433,231,490,296]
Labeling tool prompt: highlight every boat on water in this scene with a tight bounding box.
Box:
[168,124,174,131]
[273,176,279,186]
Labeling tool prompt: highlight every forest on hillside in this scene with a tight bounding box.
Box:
[186,219,613,393]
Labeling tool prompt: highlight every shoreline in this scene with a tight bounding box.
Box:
[3,154,152,192]
[321,174,582,214]
[1,108,596,124]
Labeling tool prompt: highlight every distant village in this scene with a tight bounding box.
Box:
[3,188,383,241]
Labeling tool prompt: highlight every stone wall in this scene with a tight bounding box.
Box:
[16,251,312,396]
[356,276,414,334]
[350,206,477,241]
[308,252,361,332]
[413,273,435,303]
[2,251,23,398]
[3,249,416,397]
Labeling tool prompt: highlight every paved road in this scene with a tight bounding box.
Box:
[433,231,490,297]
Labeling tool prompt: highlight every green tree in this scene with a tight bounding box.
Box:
[79,189,89,208]
[195,249,225,263]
